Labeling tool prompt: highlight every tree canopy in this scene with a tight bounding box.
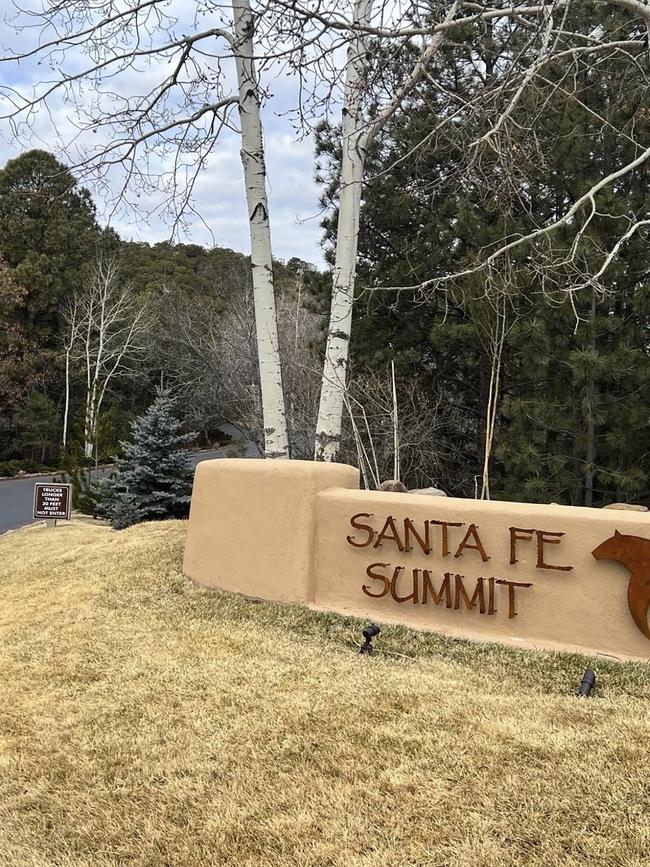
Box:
[317,10,650,503]
[0,150,105,343]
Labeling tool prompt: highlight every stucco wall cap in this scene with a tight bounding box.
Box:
[194,457,357,478]
[317,487,650,523]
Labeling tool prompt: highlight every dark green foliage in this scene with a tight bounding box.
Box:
[95,393,196,529]
[0,460,21,478]
[0,150,103,343]
[0,257,38,430]
[495,289,650,505]
[118,240,246,296]
[13,390,59,463]
[95,406,132,464]
[118,239,303,299]
[58,445,102,514]
[318,12,650,504]
[0,148,326,467]
[0,151,105,460]
[0,459,53,476]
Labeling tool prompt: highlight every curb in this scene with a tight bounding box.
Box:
[0,465,115,484]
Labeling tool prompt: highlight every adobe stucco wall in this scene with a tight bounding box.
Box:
[184,459,650,661]
[183,459,359,603]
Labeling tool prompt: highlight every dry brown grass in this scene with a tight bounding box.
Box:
[1,520,649,867]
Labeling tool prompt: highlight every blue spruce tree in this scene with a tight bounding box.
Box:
[96,392,196,529]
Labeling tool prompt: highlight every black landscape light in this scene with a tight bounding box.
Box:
[359,623,381,655]
[576,668,596,698]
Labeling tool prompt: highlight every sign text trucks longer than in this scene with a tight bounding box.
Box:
[33,483,72,521]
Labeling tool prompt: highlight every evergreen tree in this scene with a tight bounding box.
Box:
[0,150,104,343]
[96,392,196,530]
[13,390,59,463]
[0,258,35,433]
[317,10,650,504]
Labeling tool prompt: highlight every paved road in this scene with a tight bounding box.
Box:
[0,432,259,534]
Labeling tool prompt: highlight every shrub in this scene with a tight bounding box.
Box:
[0,460,20,477]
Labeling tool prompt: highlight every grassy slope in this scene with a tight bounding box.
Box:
[1,521,649,867]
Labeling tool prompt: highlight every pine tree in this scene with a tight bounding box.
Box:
[13,390,59,464]
[96,392,196,530]
[0,150,103,343]
[317,8,650,503]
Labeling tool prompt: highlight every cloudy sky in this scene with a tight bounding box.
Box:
[0,1,329,266]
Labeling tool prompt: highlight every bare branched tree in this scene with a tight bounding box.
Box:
[4,0,650,469]
[61,293,81,452]
[1,0,290,458]
[149,275,323,456]
[262,0,650,460]
[351,4,650,304]
[64,257,147,461]
[341,366,449,490]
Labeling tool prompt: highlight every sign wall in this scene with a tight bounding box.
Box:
[184,460,650,661]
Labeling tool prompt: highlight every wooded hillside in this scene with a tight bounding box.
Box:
[1,128,648,507]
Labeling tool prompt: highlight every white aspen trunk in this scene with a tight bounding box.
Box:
[62,297,80,452]
[84,261,110,462]
[314,1,458,462]
[84,294,103,461]
[480,298,507,500]
[84,380,98,459]
[83,289,94,459]
[83,420,92,458]
[63,348,71,451]
[83,363,94,459]
[314,0,372,461]
[480,352,497,501]
[84,336,101,460]
[232,0,289,459]
[391,359,400,481]
[72,258,145,463]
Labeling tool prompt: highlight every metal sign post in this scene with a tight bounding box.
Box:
[33,483,72,526]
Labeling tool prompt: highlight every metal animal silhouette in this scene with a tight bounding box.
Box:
[592,530,650,639]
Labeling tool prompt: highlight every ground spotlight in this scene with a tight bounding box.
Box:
[359,623,381,655]
[576,668,596,698]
